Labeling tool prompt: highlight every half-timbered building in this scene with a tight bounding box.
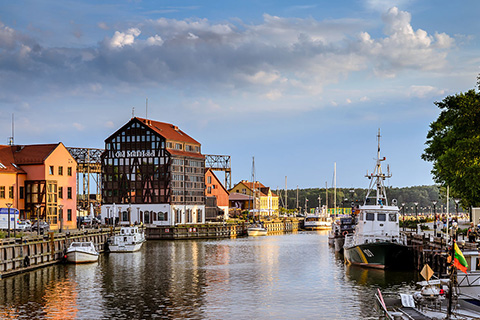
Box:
[100,117,205,226]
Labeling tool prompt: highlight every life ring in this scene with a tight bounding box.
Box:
[342,231,348,236]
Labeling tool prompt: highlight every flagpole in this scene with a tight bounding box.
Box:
[447,240,455,319]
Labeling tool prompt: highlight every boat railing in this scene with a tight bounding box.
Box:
[346,233,407,246]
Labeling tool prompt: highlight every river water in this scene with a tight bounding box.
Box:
[0,231,421,319]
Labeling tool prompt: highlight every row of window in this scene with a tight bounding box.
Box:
[48,166,73,176]
[0,186,72,199]
[359,212,398,222]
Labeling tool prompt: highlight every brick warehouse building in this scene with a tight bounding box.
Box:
[100,117,205,226]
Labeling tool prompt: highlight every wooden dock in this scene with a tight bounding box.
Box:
[0,228,116,279]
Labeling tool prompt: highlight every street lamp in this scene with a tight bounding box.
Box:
[35,204,41,236]
[432,200,437,237]
[454,199,460,220]
[59,204,64,233]
[6,203,12,238]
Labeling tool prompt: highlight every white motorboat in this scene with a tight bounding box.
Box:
[66,241,99,263]
[304,208,332,231]
[108,226,146,252]
[343,130,410,269]
[247,224,268,236]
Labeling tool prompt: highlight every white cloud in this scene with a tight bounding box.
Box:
[408,85,445,98]
[108,28,141,48]
[146,35,164,46]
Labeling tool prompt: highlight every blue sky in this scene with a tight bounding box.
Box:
[0,0,479,189]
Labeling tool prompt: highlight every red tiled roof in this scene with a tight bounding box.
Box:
[136,117,200,145]
[11,144,59,165]
[229,193,253,201]
[0,146,25,173]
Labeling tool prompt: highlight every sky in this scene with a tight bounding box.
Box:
[0,0,479,190]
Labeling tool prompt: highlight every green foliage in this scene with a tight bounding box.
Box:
[277,185,462,214]
[422,86,480,207]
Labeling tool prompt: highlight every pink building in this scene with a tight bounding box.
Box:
[0,143,77,230]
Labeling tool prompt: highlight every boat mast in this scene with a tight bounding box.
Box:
[364,129,391,206]
[325,181,328,214]
[334,162,337,216]
[251,157,255,220]
[285,176,287,212]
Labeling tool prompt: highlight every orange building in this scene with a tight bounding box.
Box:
[205,168,229,220]
[0,143,77,230]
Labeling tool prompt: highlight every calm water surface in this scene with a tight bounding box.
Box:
[0,231,420,319]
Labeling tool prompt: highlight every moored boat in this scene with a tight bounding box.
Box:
[343,130,411,269]
[304,207,332,230]
[328,216,356,253]
[66,241,99,263]
[247,224,268,236]
[109,226,146,252]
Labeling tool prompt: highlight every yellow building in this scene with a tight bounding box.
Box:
[229,180,279,216]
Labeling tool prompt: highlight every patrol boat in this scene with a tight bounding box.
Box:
[343,130,411,269]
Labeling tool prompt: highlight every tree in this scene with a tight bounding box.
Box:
[422,80,480,208]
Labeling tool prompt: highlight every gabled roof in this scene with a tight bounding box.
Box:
[206,168,229,194]
[136,117,200,145]
[229,193,253,201]
[0,145,25,173]
[11,143,61,165]
[231,180,277,197]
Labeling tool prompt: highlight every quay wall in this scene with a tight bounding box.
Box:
[146,219,299,240]
[0,228,115,279]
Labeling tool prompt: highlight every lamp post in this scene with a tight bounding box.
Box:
[454,199,460,221]
[59,204,64,233]
[432,200,437,237]
[35,204,41,236]
[6,203,12,238]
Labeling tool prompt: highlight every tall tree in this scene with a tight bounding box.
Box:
[422,80,480,207]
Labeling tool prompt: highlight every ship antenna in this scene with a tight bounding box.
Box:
[146,97,148,119]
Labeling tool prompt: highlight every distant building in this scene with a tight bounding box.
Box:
[229,180,279,217]
[0,143,77,230]
[100,117,205,226]
[205,168,229,220]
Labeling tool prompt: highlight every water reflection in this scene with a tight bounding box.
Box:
[0,232,419,319]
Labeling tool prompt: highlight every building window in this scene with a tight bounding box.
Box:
[59,187,63,199]
[8,186,13,198]
[58,166,63,175]
[67,167,72,176]
[197,209,202,223]
[67,187,72,199]
[207,176,212,184]
[49,166,54,175]
[175,143,182,150]
[207,186,212,194]
[19,186,24,199]
[67,209,72,221]
[0,186,4,199]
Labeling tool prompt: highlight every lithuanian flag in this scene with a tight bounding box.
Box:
[454,242,468,274]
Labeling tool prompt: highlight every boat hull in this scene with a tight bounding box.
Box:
[344,242,412,269]
[334,237,345,253]
[66,251,99,264]
[247,228,268,236]
[109,240,145,252]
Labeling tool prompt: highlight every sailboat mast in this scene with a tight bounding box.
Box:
[334,162,337,216]
[285,176,288,211]
[325,181,328,213]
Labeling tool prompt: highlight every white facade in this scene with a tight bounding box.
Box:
[101,203,205,226]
